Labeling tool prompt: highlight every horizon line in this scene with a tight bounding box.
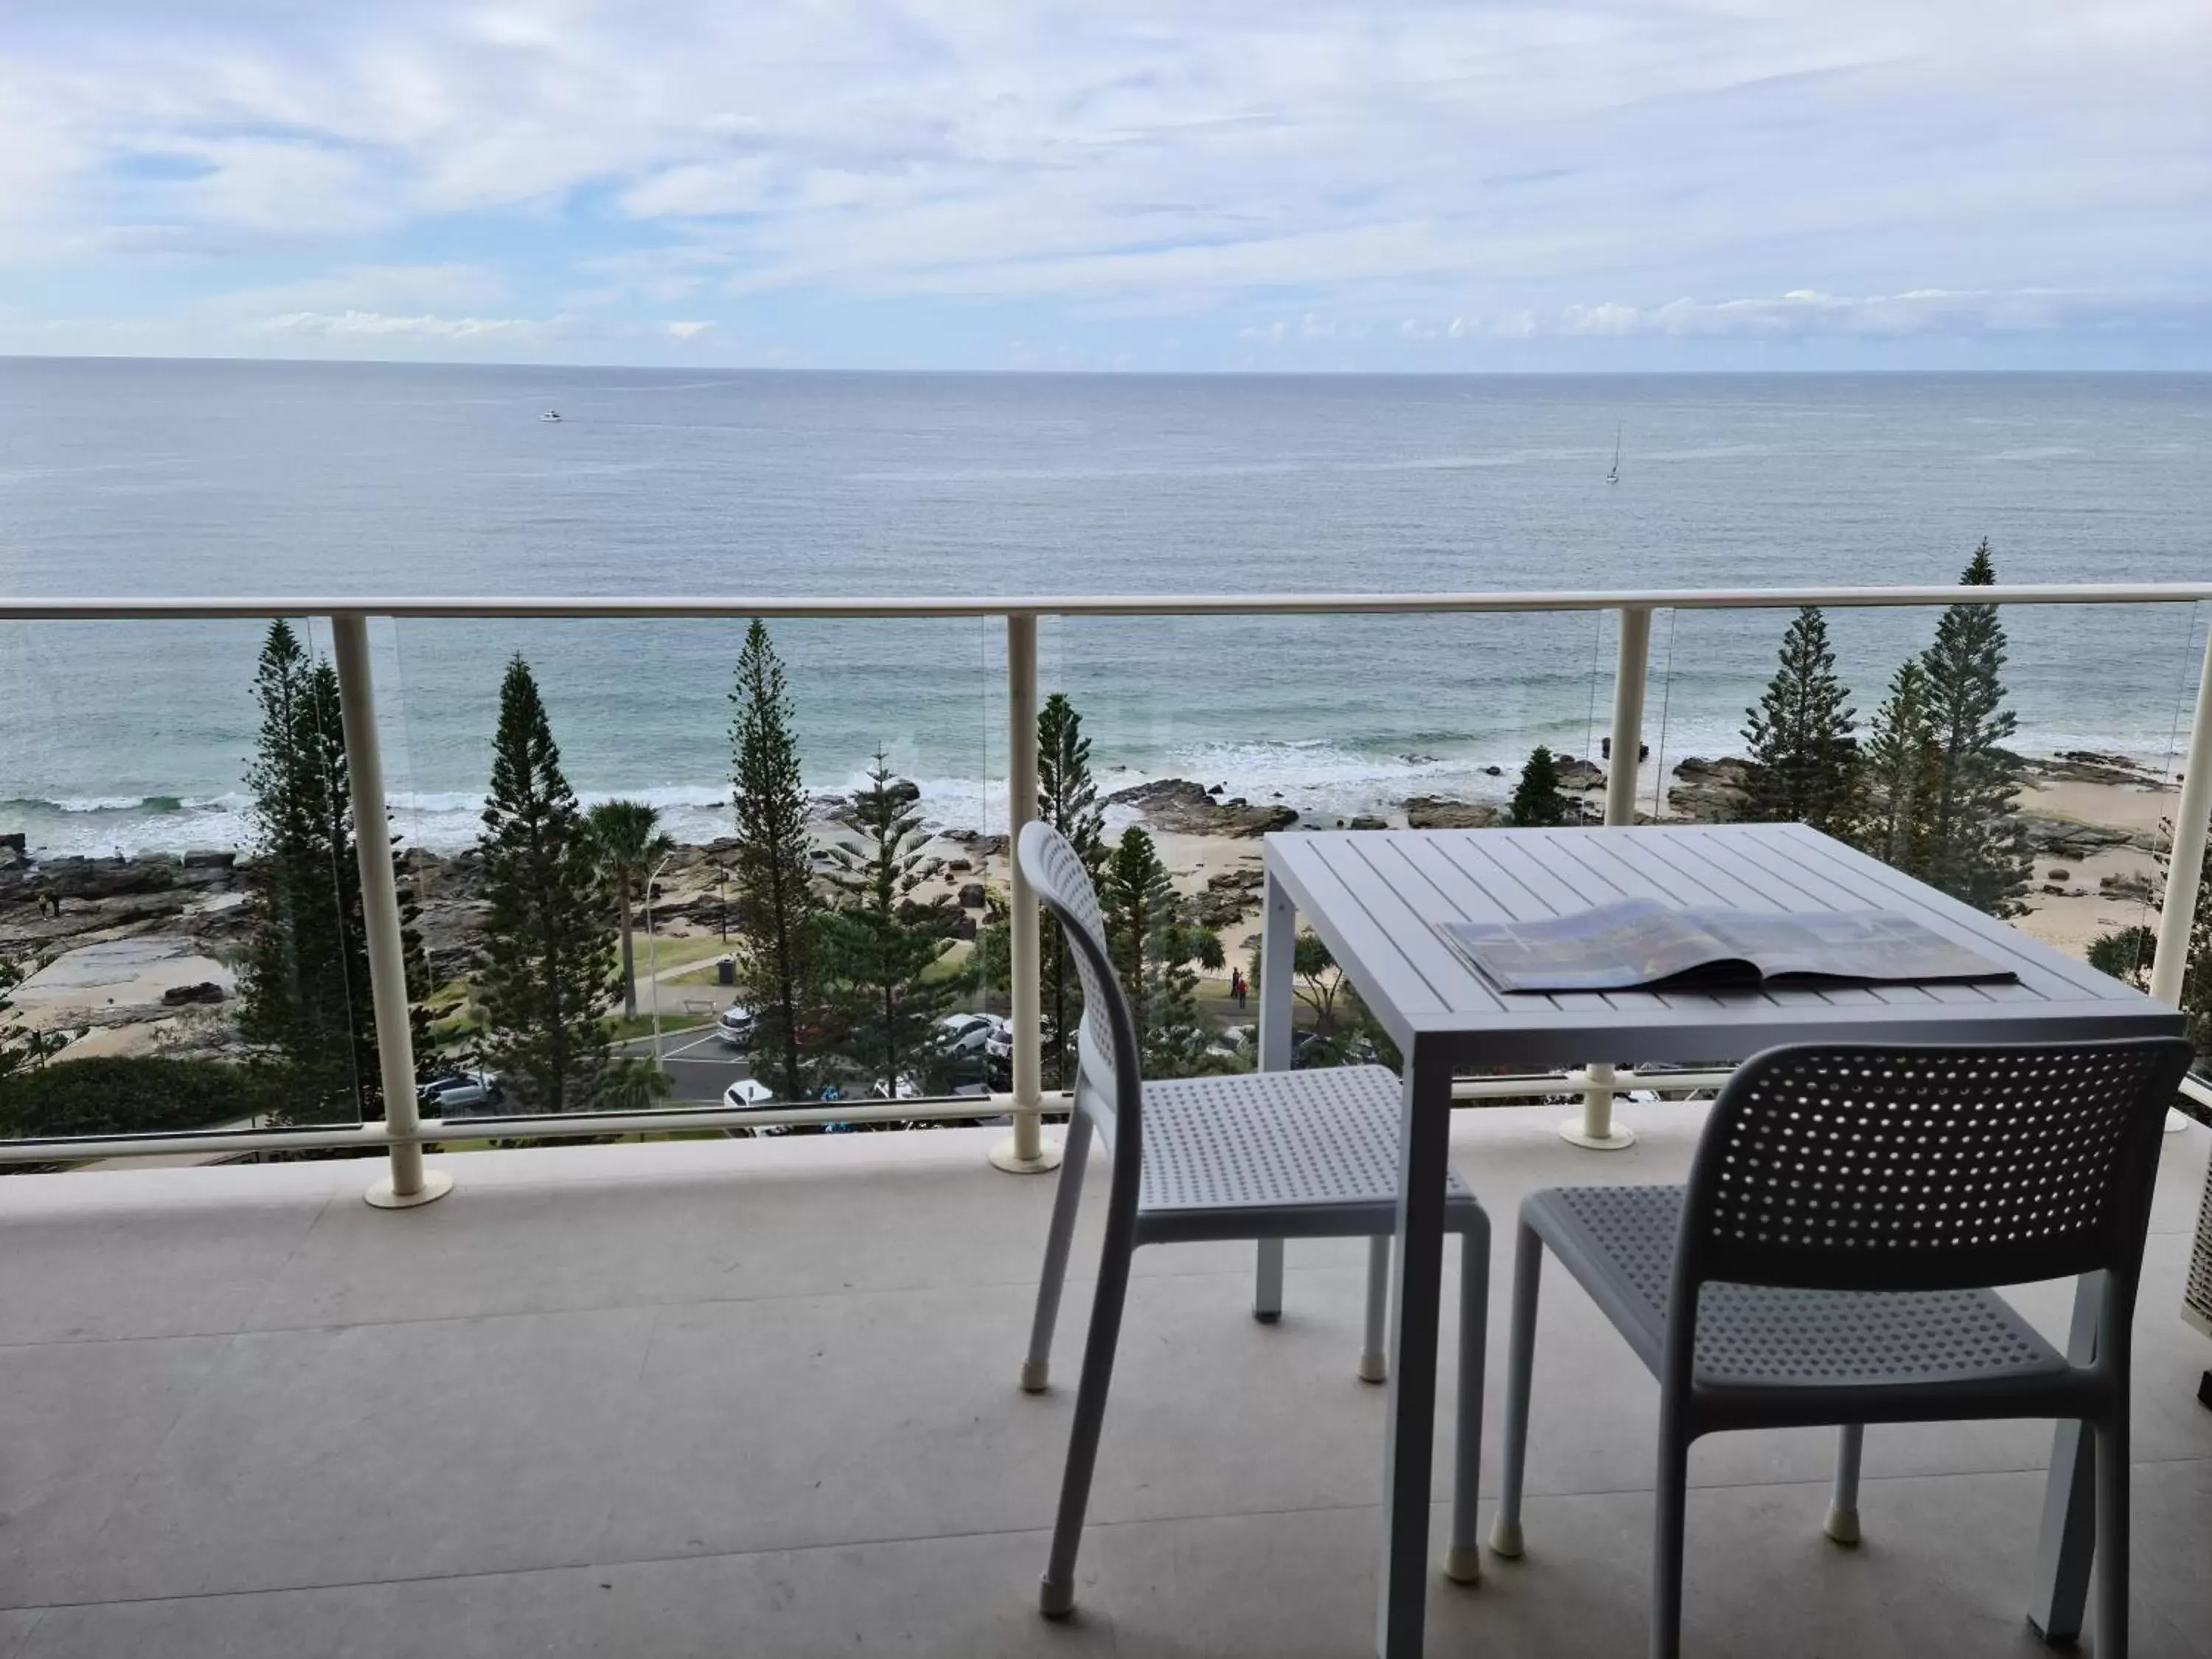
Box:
[4,352,2209,378]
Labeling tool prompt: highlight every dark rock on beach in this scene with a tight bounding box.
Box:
[1666,757,1752,824]
[2017,813,2157,860]
[1105,779,1298,836]
[2026,751,2170,789]
[1402,797,1498,830]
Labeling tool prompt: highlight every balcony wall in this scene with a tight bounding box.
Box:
[4,1102,2209,1658]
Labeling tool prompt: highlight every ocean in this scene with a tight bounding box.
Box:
[1,359,2208,858]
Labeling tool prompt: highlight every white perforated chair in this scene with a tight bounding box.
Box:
[1489,1037,2194,1659]
[1015,821,1492,1616]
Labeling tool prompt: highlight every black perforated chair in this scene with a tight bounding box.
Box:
[1489,1037,2194,1659]
[1014,821,1492,1617]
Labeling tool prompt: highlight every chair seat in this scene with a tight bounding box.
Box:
[1526,1184,2069,1390]
[1134,1064,1476,1216]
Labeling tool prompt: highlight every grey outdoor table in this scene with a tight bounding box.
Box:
[1255,821,2183,1659]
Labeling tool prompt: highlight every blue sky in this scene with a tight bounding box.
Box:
[1,1,2208,370]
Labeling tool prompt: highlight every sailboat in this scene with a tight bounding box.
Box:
[540,408,563,422]
[1605,425,1621,484]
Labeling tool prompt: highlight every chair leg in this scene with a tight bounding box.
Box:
[1020,1110,1093,1393]
[1825,1424,1865,1545]
[1444,1217,1490,1584]
[1040,1217,1135,1618]
[1652,1416,1690,1659]
[2093,1413,2128,1659]
[1253,1236,1284,1323]
[1489,1220,1543,1558]
[1359,1234,1391,1382]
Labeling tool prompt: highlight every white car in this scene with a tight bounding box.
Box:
[716,1005,757,1049]
[417,1071,502,1113]
[722,1074,783,1139]
[936,1013,1008,1057]
[869,1074,921,1100]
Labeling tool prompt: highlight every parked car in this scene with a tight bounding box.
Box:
[417,1071,502,1113]
[715,1005,757,1049]
[937,1012,1009,1057]
[720,1075,784,1140]
[869,1074,921,1101]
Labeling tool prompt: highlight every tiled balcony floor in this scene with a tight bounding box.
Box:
[4,1103,2209,1657]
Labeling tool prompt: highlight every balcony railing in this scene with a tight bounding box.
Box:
[4,582,2211,1194]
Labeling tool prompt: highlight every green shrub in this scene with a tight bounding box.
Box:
[0,1057,283,1143]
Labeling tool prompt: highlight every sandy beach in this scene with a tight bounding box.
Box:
[5,751,2187,1068]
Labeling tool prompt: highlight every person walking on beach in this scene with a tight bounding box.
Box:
[1231,967,1246,1009]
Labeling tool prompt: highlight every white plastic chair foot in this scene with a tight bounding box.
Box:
[1019,1359,1049,1394]
[1488,1519,1524,1559]
[1357,1350,1388,1384]
[1039,1579,1076,1618]
[1823,1506,1862,1546]
[1443,1545,1483,1585]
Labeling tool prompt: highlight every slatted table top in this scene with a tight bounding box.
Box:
[1262,822,2181,1066]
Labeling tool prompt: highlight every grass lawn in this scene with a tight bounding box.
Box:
[630,933,734,975]
[605,1011,717,1046]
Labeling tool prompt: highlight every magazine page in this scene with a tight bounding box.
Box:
[1688,908,2014,985]
[1435,897,1745,993]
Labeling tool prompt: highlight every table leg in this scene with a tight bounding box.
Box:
[1253,870,1297,1320]
[1377,1048,1453,1659]
[2027,1271,2104,1644]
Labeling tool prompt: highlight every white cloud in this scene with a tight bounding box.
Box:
[220,263,510,317]
[664,319,714,339]
[258,309,553,341]
[1528,288,2212,340]
[0,1,2206,362]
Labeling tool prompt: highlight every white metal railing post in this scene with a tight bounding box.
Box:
[332,614,453,1209]
[991,612,1060,1173]
[1603,605,1652,828]
[1565,605,1653,1151]
[2152,615,2212,1130]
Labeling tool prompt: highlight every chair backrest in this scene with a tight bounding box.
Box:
[1017,821,1145,1158]
[1679,1038,2194,1298]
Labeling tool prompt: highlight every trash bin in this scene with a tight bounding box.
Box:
[716,954,736,987]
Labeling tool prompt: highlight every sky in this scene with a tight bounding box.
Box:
[1,1,2209,372]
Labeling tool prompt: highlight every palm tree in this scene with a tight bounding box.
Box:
[585,799,675,1022]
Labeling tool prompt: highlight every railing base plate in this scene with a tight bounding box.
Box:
[365,1169,455,1209]
[1558,1119,1637,1151]
[988,1136,1063,1175]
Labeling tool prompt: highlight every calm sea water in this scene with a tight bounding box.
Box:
[1,359,2208,855]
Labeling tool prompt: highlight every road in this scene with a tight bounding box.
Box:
[613,1028,752,1104]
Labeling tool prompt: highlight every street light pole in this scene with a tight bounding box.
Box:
[647,850,676,1073]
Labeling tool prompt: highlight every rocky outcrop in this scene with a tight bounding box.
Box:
[1191,867,1266,928]
[2016,813,2157,860]
[939,829,1009,859]
[1402,797,1499,830]
[1666,757,1752,824]
[1105,779,1298,836]
[2025,751,2170,789]
[1556,757,1606,791]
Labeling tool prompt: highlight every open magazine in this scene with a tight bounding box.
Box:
[1435,897,2017,995]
